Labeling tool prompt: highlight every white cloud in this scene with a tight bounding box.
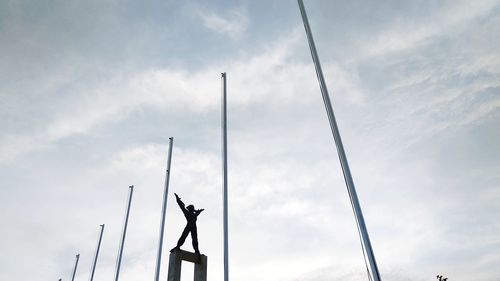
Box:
[196,7,249,39]
[0,29,323,163]
[363,0,499,57]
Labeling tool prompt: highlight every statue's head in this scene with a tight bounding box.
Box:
[187,205,195,212]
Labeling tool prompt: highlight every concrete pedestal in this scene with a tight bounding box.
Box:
[167,250,207,281]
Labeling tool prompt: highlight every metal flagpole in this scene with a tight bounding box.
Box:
[114,185,134,281]
[89,224,105,281]
[221,72,229,281]
[71,254,80,281]
[154,137,174,281]
[297,1,382,281]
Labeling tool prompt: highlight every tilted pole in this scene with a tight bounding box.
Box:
[297,1,382,281]
[154,137,174,281]
[71,254,80,281]
[221,72,229,281]
[89,224,105,281]
[114,185,134,281]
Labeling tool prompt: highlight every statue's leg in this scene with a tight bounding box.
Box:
[176,226,190,248]
[191,226,200,253]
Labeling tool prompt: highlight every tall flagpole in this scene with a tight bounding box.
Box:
[221,72,229,281]
[297,1,382,281]
[154,137,174,281]
[114,185,134,281]
[89,224,105,281]
[71,254,80,281]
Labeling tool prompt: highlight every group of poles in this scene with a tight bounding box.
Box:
[59,1,382,281]
[60,225,104,281]
[60,72,229,281]
[60,71,229,281]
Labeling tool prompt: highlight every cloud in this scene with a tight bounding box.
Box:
[362,0,499,57]
[0,29,324,163]
[196,6,249,39]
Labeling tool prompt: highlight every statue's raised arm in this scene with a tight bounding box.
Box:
[174,193,186,210]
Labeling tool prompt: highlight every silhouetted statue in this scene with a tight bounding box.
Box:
[170,193,204,254]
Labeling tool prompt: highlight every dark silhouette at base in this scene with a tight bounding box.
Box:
[170,193,204,255]
[437,275,448,281]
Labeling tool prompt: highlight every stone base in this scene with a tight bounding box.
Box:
[167,249,207,281]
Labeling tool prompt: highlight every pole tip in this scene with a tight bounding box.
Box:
[129,185,134,188]
[169,136,173,140]
[221,72,226,77]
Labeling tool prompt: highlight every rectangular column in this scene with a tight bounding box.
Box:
[194,255,207,281]
[167,251,181,281]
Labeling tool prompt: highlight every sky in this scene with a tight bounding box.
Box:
[1,0,499,281]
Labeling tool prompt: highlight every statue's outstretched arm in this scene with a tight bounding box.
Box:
[174,193,186,210]
[195,209,205,216]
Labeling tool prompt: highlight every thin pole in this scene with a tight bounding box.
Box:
[297,1,382,281]
[154,137,174,281]
[114,185,134,281]
[221,72,229,281]
[89,224,105,281]
[71,254,80,281]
